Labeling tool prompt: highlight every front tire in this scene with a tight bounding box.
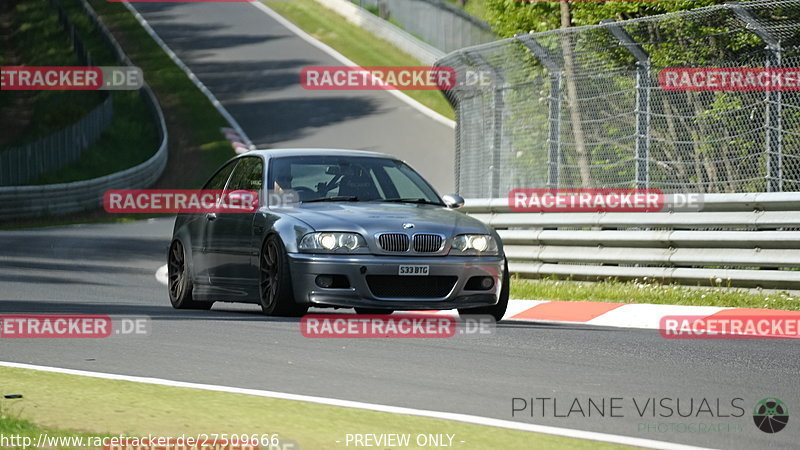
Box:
[458,259,509,322]
[259,235,308,317]
[168,240,213,310]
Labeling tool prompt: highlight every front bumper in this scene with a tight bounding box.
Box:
[288,253,504,310]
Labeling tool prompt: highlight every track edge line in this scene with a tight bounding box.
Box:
[250,1,456,129]
[0,361,713,450]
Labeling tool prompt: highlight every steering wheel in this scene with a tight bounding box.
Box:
[293,186,317,201]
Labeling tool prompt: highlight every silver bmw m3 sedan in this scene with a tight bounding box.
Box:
[168,149,508,320]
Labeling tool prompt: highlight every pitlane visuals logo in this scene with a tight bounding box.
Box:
[753,398,789,433]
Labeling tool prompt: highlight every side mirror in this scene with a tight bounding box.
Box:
[442,193,465,209]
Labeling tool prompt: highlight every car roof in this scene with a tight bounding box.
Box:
[238,148,399,160]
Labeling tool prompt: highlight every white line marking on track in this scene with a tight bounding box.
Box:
[587,304,731,329]
[155,264,168,286]
[0,362,712,450]
[249,1,456,129]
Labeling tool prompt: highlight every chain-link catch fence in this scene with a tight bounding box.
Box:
[437,0,800,198]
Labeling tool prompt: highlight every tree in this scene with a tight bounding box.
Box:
[482,0,775,192]
[485,0,728,38]
[558,2,591,186]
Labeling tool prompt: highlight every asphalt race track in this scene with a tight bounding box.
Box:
[1,219,799,450]
[2,2,799,450]
[132,1,455,193]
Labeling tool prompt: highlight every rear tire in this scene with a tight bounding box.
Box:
[354,308,394,315]
[168,240,214,310]
[259,235,308,317]
[458,259,509,322]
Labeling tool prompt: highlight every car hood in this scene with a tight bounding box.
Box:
[280,202,491,237]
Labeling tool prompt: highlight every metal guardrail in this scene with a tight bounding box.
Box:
[0,86,166,220]
[463,193,800,289]
[354,0,495,53]
[316,0,445,65]
[0,97,113,186]
[438,0,800,198]
[0,0,115,186]
[0,0,167,220]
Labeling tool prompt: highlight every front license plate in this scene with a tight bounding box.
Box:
[398,265,429,276]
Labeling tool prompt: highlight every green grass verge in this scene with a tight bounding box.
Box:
[511,277,800,311]
[4,0,106,146]
[443,0,490,23]
[9,0,234,188]
[0,366,631,450]
[264,0,455,120]
[30,90,160,185]
[23,0,169,185]
[85,0,234,187]
[1,0,237,226]
[6,0,160,185]
[0,0,234,225]
[86,0,234,186]
[0,415,110,450]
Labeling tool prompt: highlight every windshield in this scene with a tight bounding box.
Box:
[267,155,443,205]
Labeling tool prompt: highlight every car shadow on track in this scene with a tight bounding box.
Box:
[0,299,643,331]
[0,299,300,323]
[497,320,636,334]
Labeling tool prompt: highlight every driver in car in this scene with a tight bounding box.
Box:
[273,174,292,194]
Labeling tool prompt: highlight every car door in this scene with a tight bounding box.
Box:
[206,156,263,289]
[191,160,238,285]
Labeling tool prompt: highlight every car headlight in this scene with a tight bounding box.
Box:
[450,234,498,255]
[299,232,368,252]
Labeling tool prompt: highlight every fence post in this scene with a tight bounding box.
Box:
[728,2,783,192]
[435,52,474,196]
[463,52,504,198]
[602,19,651,189]
[518,35,562,189]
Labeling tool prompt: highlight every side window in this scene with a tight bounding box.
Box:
[202,161,237,190]
[227,157,264,191]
